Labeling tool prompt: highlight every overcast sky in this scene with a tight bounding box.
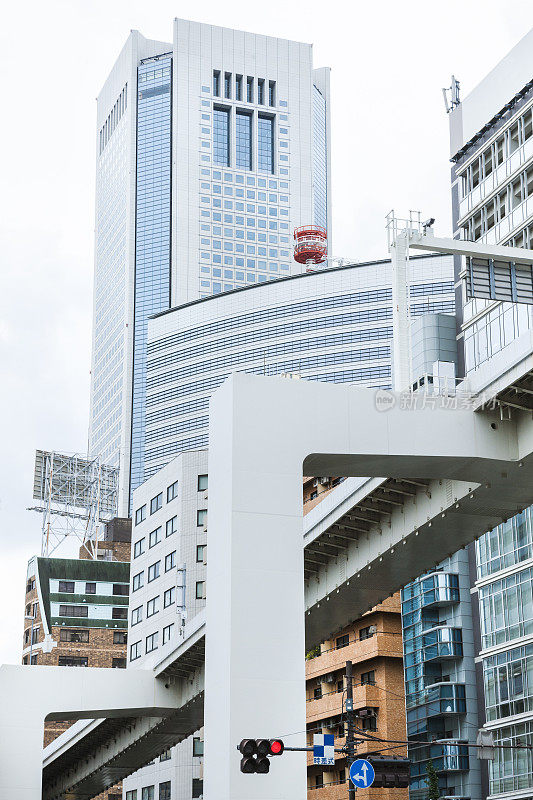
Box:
[1,0,532,665]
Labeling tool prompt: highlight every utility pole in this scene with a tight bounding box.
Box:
[346,660,356,799]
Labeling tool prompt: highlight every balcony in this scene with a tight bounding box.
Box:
[421,628,463,662]
[419,573,460,608]
[307,683,380,726]
[406,683,466,717]
[306,633,402,680]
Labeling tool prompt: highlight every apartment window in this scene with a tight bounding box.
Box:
[146,632,159,653]
[24,629,29,645]
[165,551,176,572]
[164,587,176,608]
[196,544,206,563]
[315,775,323,789]
[151,493,163,515]
[160,749,171,761]
[112,607,128,620]
[213,69,220,96]
[31,626,40,644]
[126,792,137,800]
[337,679,344,693]
[224,72,231,99]
[197,474,208,491]
[197,509,207,527]
[196,581,206,599]
[361,670,376,686]
[25,603,31,615]
[359,626,375,641]
[132,571,144,591]
[235,74,243,101]
[166,516,177,537]
[112,658,127,669]
[147,596,160,617]
[258,115,274,173]
[58,656,88,667]
[257,78,265,104]
[60,629,89,643]
[135,505,146,525]
[361,715,377,731]
[58,581,75,593]
[163,623,174,645]
[167,480,179,502]
[246,76,253,102]
[85,582,96,594]
[26,578,35,593]
[338,768,346,784]
[268,80,275,106]
[148,562,160,582]
[59,605,88,618]
[114,631,127,644]
[213,107,230,167]
[131,606,143,625]
[30,654,38,665]
[113,583,129,596]
[236,111,252,170]
[193,737,204,757]
[149,527,162,548]
[336,634,349,649]
[314,686,322,700]
[192,779,203,799]
[130,641,141,661]
[134,538,145,558]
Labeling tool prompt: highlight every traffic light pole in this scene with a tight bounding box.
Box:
[346,660,356,799]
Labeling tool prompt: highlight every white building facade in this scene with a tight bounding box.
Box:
[143,255,454,481]
[124,449,208,800]
[88,19,332,512]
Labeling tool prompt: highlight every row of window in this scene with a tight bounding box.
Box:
[126,781,171,800]
[58,628,127,644]
[57,604,127,619]
[213,106,275,173]
[56,580,129,596]
[134,516,178,557]
[461,162,533,240]
[135,479,180,525]
[213,71,276,106]
[99,84,127,155]
[54,656,126,668]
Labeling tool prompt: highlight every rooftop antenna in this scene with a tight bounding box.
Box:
[442,75,460,114]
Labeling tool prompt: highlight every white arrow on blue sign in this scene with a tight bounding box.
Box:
[350,758,375,789]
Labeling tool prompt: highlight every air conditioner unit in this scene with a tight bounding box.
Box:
[319,477,330,485]
[312,479,319,488]
[324,673,335,683]
[369,625,377,635]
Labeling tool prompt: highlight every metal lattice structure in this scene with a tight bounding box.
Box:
[28,450,119,558]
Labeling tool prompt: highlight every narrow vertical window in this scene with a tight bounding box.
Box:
[236,111,252,170]
[213,70,220,96]
[247,77,254,103]
[224,72,231,99]
[257,79,265,105]
[269,81,276,106]
[213,107,230,166]
[258,115,274,173]
[235,75,243,102]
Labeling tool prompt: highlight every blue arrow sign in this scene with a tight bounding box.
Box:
[350,758,375,789]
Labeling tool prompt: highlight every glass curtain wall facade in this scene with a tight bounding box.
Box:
[312,85,328,229]
[130,55,172,498]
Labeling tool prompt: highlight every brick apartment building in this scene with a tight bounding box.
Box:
[303,478,408,800]
[22,518,132,800]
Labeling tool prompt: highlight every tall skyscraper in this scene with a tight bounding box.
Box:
[449,27,533,800]
[88,20,332,514]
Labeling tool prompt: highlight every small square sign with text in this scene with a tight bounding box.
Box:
[313,734,335,766]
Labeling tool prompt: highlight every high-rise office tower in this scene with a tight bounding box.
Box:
[449,28,533,800]
[88,20,332,514]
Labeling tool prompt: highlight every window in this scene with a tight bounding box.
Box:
[131,606,142,625]
[151,493,163,515]
[134,538,145,558]
[258,115,274,173]
[26,578,35,593]
[236,111,252,170]
[196,544,206,563]
[58,581,75,593]
[197,509,207,527]
[58,656,88,667]
[164,587,175,607]
[130,641,141,661]
[112,657,127,669]
[338,768,346,784]
[166,516,177,537]
[359,626,375,641]
[114,631,127,644]
[132,571,144,592]
[314,686,322,700]
[146,632,159,653]
[149,527,162,548]
[160,749,171,761]
[167,480,179,502]
[147,596,160,617]
[113,583,129,596]
[163,623,174,644]
[112,607,128,620]
[135,505,146,525]
[192,779,203,799]
[60,629,89,643]
[198,474,208,491]
[268,80,275,106]
[246,76,253,102]
[85,582,96,594]
[193,737,204,757]
[224,72,231,99]
[337,679,344,693]
[165,551,176,572]
[126,792,137,800]
[148,562,161,582]
[361,715,377,731]
[213,70,220,96]
[257,78,265,104]
[213,107,230,167]
[196,581,206,599]
[336,634,349,649]
[361,670,376,686]
[59,605,88,618]
[235,74,242,101]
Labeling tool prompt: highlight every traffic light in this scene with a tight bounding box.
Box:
[238,739,285,773]
[367,756,411,788]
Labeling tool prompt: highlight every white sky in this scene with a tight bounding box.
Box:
[1,0,532,665]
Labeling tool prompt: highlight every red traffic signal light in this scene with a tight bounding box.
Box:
[269,739,284,755]
[238,738,285,773]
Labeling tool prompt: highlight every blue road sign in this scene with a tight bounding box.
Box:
[313,734,335,766]
[350,758,375,789]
